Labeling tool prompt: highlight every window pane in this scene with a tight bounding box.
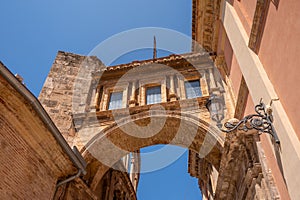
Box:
[146,86,161,105]
[108,92,123,110]
[185,80,202,99]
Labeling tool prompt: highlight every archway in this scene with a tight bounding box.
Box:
[80,110,225,198]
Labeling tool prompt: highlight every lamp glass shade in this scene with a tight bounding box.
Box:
[206,95,225,125]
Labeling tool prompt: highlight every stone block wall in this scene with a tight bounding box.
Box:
[38,51,104,145]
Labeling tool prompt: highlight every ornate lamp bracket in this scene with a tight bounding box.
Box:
[221,99,280,144]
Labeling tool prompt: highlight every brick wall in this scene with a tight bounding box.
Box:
[0,63,77,200]
[0,116,57,200]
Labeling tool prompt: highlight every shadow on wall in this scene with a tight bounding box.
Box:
[271,0,280,10]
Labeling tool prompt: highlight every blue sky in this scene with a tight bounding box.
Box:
[0,1,202,199]
[139,145,201,200]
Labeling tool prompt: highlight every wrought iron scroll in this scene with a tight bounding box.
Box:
[220,100,280,144]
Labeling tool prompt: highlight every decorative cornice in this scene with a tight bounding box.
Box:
[95,52,211,73]
[192,0,221,53]
[234,76,249,119]
[248,0,270,53]
[73,96,210,126]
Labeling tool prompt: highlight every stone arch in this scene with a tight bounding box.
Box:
[80,110,225,194]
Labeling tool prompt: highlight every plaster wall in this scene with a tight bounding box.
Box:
[217,22,243,100]
[232,0,257,36]
[258,0,300,139]
[219,1,300,199]
[244,93,291,200]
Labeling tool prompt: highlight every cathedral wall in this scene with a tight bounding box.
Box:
[229,0,300,198]
[258,0,300,140]
[217,22,243,103]
[244,92,291,200]
[231,0,256,36]
[225,48,242,100]
[217,1,300,199]
[38,51,104,146]
[38,51,86,144]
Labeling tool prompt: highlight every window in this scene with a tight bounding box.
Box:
[146,86,161,105]
[108,91,123,110]
[185,80,202,99]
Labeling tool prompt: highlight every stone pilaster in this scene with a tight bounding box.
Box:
[129,81,137,107]
[161,78,167,103]
[169,75,177,101]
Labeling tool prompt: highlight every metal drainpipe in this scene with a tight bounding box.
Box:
[56,169,83,188]
[53,169,83,200]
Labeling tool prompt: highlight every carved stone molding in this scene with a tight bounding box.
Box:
[234,76,249,119]
[192,0,221,53]
[249,0,270,53]
[214,129,280,199]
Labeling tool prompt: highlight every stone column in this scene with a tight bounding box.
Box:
[161,78,167,103]
[178,76,186,100]
[122,85,128,108]
[122,154,129,171]
[169,75,177,101]
[101,92,109,111]
[129,154,135,183]
[129,81,136,107]
[93,86,100,110]
[129,151,140,191]
[200,73,209,96]
[209,68,219,95]
[140,86,146,106]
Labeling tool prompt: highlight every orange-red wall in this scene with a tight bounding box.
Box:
[258,1,300,140]
[244,96,291,200]
[232,0,257,36]
[217,1,299,198]
[229,0,300,140]
[218,23,243,98]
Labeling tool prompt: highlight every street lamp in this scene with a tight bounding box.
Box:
[205,94,225,129]
[206,95,280,144]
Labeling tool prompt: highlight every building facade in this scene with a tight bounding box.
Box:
[1,0,299,199]
[191,0,300,199]
[36,49,280,199]
[38,51,222,199]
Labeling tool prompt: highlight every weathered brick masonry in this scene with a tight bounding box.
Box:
[0,62,79,200]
